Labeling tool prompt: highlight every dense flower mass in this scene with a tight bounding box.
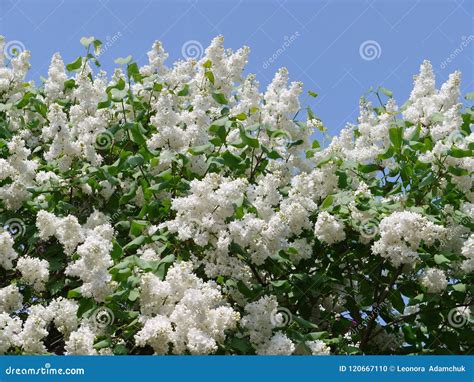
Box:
[0,35,472,355]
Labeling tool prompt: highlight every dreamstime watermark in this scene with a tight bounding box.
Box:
[262,31,300,70]
[92,306,115,329]
[96,31,123,57]
[270,307,293,327]
[5,363,84,376]
[357,218,380,240]
[341,301,388,345]
[181,40,204,60]
[1,218,26,238]
[440,35,474,70]
[94,130,115,150]
[3,40,26,60]
[359,40,381,61]
[447,306,472,328]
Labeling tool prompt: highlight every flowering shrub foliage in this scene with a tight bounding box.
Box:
[0,35,472,355]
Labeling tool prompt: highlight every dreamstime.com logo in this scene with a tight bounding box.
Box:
[341,301,388,345]
[447,306,472,328]
[92,306,115,329]
[96,31,123,57]
[270,307,293,328]
[359,40,382,61]
[1,217,26,238]
[3,40,26,60]
[262,31,300,69]
[440,35,474,70]
[4,363,85,376]
[181,40,204,60]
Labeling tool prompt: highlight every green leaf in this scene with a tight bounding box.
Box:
[389,127,403,149]
[123,235,147,251]
[379,87,393,97]
[114,55,133,65]
[189,143,213,155]
[293,316,319,330]
[359,163,379,173]
[67,287,82,299]
[155,254,175,280]
[452,283,466,292]
[129,220,147,237]
[177,84,189,96]
[240,129,259,148]
[93,39,102,55]
[113,344,129,355]
[391,290,406,313]
[80,36,95,47]
[111,240,123,262]
[212,92,228,105]
[222,151,242,169]
[77,299,95,318]
[127,62,142,82]
[449,147,471,158]
[98,97,111,109]
[128,123,147,145]
[305,331,329,340]
[418,173,435,188]
[448,166,469,176]
[204,71,215,85]
[128,289,140,302]
[320,195,333,210]
[308,90,318,98]
[110,88,128,101]
[402,325,417,344]
[125,155,145,168]
[434,254,450,265]
[93,338,112,350]
[464,92,474,100]
[66,56,83,71]
[209,123,227,142]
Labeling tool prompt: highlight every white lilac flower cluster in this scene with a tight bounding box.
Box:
[0,231,18,269]
[241,295,295,355]
[0,35,471,355]
[0,285,23,313]
[371,211,446,267]
[460,234,474,273]
[420,268,448,293]
[135,262,239,354]
[36,210,114,301]
[314,211,346,245]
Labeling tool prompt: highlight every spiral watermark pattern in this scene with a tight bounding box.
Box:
[447,307,471,328]
[359,40,381,61]
[3,218,26,238]
[358,218,379,239]
[269,130,292,147]
[92,307,115,329]
[4,40,26,60]
[94,131,114,150]
[270,307,293,328]
[181,40,204,60]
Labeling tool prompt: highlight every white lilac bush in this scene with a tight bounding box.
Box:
[0,35,472,355]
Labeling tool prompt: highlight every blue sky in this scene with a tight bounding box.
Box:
[0,0,473,136]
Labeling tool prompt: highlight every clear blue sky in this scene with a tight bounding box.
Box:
[1,0,473,135]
